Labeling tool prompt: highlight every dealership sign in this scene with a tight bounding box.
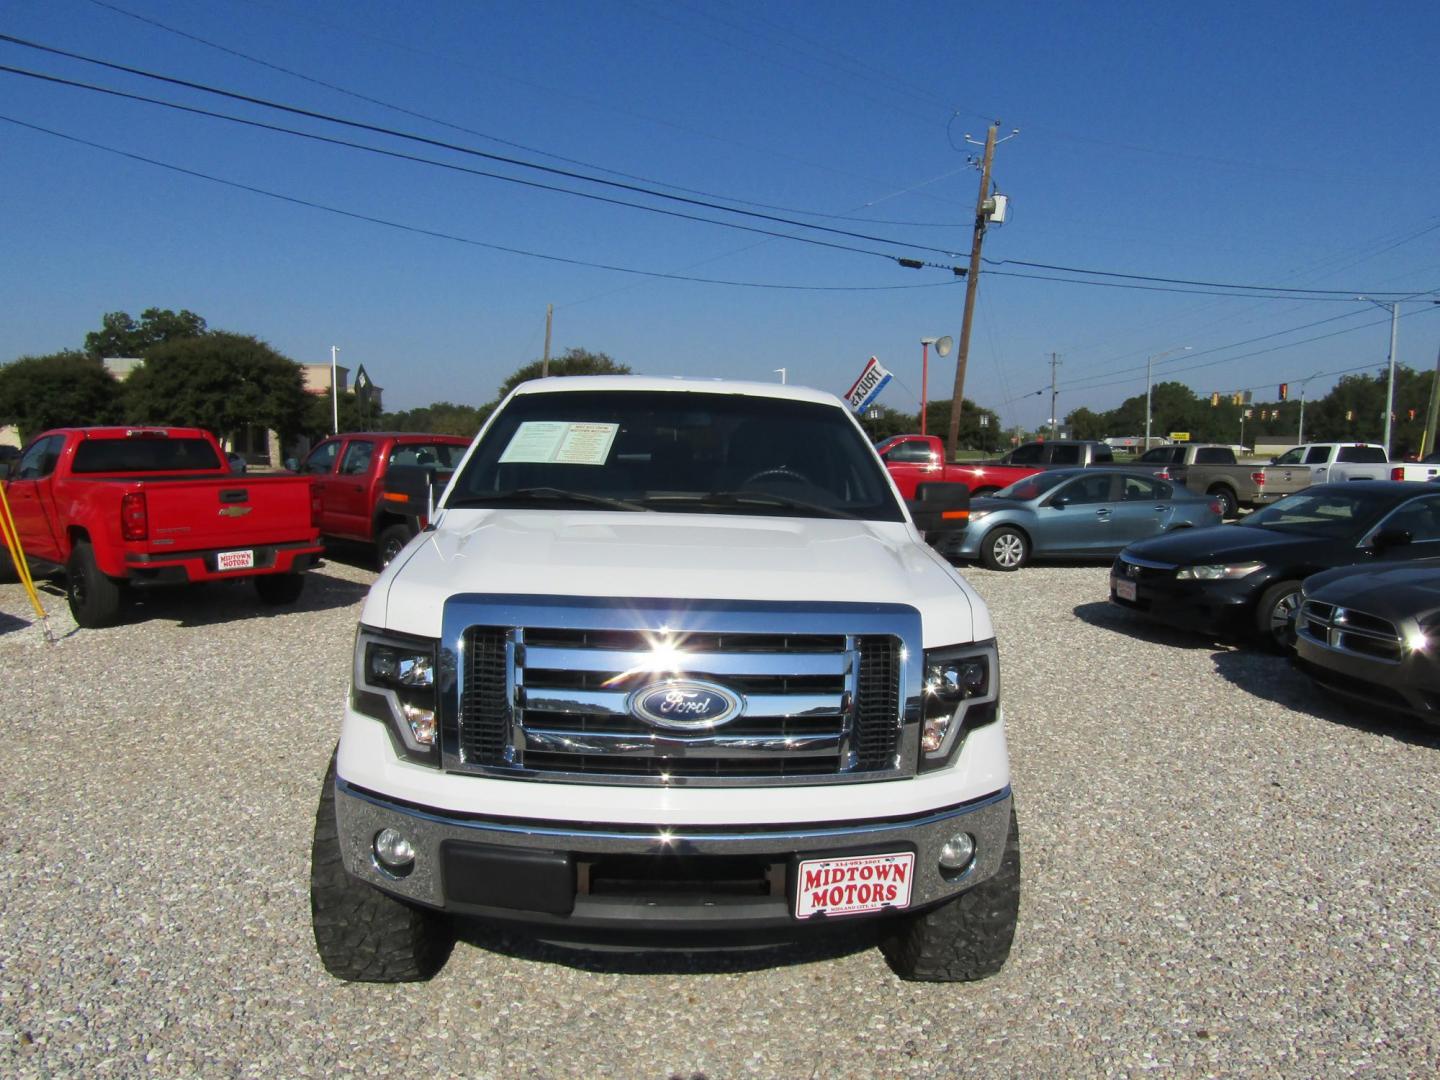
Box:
[845,357,893,413]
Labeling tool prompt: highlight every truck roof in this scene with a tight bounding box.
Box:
[48,426,216,441]
[509,375,846,408]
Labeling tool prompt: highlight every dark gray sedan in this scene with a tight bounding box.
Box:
[946,469,1222,571]
[1294,559,1440,726]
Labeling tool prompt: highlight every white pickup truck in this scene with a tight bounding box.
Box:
[310,376,1018,984]
[1257,442,1391,503]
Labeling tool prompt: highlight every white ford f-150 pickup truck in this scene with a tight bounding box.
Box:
[310,376,1017,983]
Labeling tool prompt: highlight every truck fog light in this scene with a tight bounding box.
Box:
[921,715,951,753]
[938,832,975,872]
[403,704,437,745]
[373,828,416,873]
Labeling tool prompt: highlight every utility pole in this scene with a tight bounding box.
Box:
[945,122,999,462]
[541,303,553,378]
[1048,353,1061,438]
[330,345,339,435]
[1423,343,1440,459]
[1382,301,1399,457]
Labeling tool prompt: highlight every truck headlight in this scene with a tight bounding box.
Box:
[919,641,999,771]
[1176,561,1264,580]
[353,626,442,765]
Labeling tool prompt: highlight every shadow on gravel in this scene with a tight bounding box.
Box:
[452,919,876,975]
[121,570,372,628]
[1071,600,1223,651]
[1212,651,1440,749]
[0,608,31,636]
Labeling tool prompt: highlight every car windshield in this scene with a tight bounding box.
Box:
[447,389,904,521]
[991,471,1075,501]
[1243,489,1393,538]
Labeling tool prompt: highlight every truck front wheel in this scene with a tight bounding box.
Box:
[310,754,453,983]
[376,523,413,569]
[66,541,123,628]
[880,805,1020,982]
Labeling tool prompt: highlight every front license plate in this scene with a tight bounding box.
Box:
[216,549,255,571]
[1115,578,1137,601]
[794,851,914,919]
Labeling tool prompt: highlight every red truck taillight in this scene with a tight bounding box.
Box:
[121,491,148,540]
[1392,467,1405,481]
[1251,471,1266,487]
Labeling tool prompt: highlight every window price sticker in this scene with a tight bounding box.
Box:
[499,422,619,466]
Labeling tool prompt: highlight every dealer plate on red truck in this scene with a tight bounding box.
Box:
[794,851,914,919]
[216,549,255,571]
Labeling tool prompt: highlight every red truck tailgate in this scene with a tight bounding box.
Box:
[130,475,317,553]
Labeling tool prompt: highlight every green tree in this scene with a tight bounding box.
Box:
[923,399,1003,454]
[85,308,208,359]
[1064,406,1107,441]
[123,333,308,443]
[376,401,493,438]
[0,351,122,439]
[495,347,630,400]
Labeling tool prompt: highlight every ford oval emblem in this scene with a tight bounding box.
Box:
[628,679,743,731]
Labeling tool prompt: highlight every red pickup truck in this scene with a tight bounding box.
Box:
[299,432,470,566]
[877,434,1119,498]
[0,427,323,627]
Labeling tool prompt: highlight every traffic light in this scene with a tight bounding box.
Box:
[1278,383,1288,400]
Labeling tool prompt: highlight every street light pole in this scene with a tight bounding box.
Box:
[919,337,937,435]
[1144,346,1190,449]
[1383,301,1399,457]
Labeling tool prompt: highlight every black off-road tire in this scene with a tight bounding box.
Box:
[310,755,453,983]
[254,572,306,606]
[980,526,1029,571]
[66,540,123,628]
[376,523,413,569]
[880,805,1021,983]
[1255,579,1302,653]
[1208,485,1238,520]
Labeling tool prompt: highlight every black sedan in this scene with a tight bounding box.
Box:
[1110,482,1440,650]
[1293,560,1440,726]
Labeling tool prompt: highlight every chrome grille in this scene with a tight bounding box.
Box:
[440,596,923,787]
[1297,600,1402,662]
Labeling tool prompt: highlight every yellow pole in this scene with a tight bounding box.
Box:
[0,481,55,642]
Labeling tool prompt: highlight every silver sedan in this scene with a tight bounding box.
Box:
[945,468,1223,571]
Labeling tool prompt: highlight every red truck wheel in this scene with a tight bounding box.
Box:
[66,541,123,628]
[377,524,413,569]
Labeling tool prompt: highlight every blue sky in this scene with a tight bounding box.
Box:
[2,0,1437,434]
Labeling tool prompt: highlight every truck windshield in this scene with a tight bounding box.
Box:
[447,390,904,521]
[72,437,224,473]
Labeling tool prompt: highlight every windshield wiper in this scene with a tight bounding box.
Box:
[644,491,858,519]
[448,487,649,512]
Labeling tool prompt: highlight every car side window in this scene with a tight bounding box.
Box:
[303,440,341,475]
[1122,476,1168,500]
[1338,446,1387,463]
[1008,444,1044,465]
[340,440,376,476]
[888,441,935,464]
[1273,448,1305,466]
[1378,496,1440,544]
[1049,445,1081,465]
[1195,448,1232,464]
[1058,473,1114,505]
[1091,445,1114,463]
[15,435,62,480]
[1305,446,1332,465]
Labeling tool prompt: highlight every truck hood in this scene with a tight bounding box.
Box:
[366,509,985,645]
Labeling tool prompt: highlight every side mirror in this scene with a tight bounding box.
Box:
[1373,527,1412,549]
[1269,456,1279,464]
[907,481,970,538]
[284,457,299,472]
[1049,495,1071,509]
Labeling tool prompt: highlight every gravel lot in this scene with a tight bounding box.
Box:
[2,557,1437,1077]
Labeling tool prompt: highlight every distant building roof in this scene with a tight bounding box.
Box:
[102,357,145,380]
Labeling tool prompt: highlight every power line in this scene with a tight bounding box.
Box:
[0,63,963,272]
[81,0,968,229]
[0,113,969,294]
[0,34,970,260]
[985,256,1423,298]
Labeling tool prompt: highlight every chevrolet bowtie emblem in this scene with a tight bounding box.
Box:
[218,506,252,517]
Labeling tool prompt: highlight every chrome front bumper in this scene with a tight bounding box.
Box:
[334,778,1013,931]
